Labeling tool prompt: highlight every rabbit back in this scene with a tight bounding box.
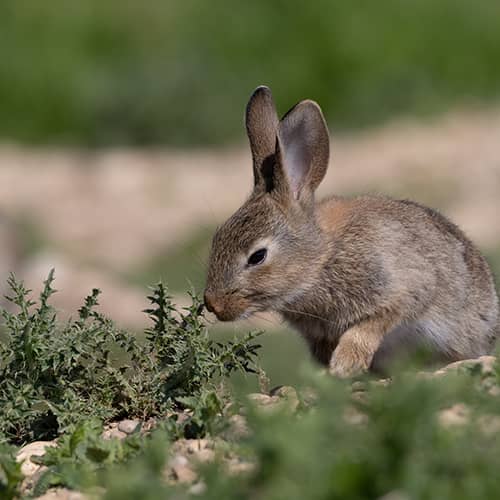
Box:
[285,194,499,368]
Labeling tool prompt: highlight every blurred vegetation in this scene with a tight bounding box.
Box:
[6,356,500,499]
[126,227,213,293]
[2,0,500,147]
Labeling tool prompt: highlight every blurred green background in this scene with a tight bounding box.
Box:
[2,0,500,146]
[1,0,500,389]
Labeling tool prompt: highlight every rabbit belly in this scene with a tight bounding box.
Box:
[372,311,497,372]
[371,320,449,372]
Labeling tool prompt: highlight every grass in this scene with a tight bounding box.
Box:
[2,0,500,146]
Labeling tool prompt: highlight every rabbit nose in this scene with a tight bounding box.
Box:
[204,291,223,316]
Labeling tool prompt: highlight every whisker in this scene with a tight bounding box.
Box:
[251,313,278,327]
[280,306,336,326]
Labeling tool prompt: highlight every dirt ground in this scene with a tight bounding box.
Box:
[1,107,499,327]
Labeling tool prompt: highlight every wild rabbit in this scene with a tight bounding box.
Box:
[204,86,499,377]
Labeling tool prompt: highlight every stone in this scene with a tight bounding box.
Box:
[433,356,497,377]
[117,419,140,434]
[488,385,500,397]
[34,488,87,500]
[343,406,369,426]
[299,386,319,407]
[438,403,470,428]
[101,423,127,440]
[20,467,48,496]
[224,414,250,440]
[226,457,256,475]
[186,438,214,454]
[188,481,207,495]
[16,441,57,477]
[477,414,500,435]
[247,393,279,407]
[270,385,300,412]
[168,454,197,483]
[172,438,216,462]
[378,490,409,500]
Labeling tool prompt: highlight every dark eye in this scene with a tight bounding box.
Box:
[247,248,267,266]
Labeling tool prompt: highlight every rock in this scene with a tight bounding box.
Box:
[34,488,87,500]
[224,414,250,440]
[172,438,216,461]
[186,438,214,454]
[477,414,500,435]
[247,387,300,413]
[166,439,220,484]
[117,419,140,434]
[247,393,279,407]
[226,457,255,475]
[188,481,207,495]
[16,441,57,477]
[488,385,500,397]
[351,381,367,392]
[141,417,157,434]
[270,385,300,412]
[378,490,409,500]
[168,454,197,483]
[438,403,470,428]
[299,386,319,407]
[20,467,49,496]
[371,378,392,387]
[102,423,127,440]
[433,356,497,377]
[343,406,369,426]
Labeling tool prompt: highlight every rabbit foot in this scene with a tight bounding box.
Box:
[329,350,371,378]
[328,318,392,378]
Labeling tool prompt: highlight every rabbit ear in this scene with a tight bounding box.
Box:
[276,100,329,201]
[245,86,280,191]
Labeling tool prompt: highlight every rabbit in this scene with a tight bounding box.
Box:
[204,85,499,377]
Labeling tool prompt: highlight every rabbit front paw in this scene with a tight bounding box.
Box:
[329,350,370,378]
[328,320,390,378]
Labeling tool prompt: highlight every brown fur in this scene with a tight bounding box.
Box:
[204,86,499,377]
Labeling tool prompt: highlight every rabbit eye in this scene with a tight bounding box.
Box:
[247,248,267,266]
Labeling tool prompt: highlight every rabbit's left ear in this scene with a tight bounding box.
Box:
[246,86,280,192]
[276,100,330,201]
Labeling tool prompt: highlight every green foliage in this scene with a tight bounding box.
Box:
[2,0,500,146]
[41,365,500,500]
[0,272,261,445]
[2,272,500,499]
[101,429,173,500]
[31,419,144,497]
[225,372,500,500]
[0,443,23,500]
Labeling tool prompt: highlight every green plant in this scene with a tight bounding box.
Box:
[0,271,261,445]
[0,443,23,500]
[30,419,144,497]
[39,364,499,500]
[187,370,500,500]
[2,0,500,146]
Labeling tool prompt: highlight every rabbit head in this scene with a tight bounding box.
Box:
[204,86,330,321]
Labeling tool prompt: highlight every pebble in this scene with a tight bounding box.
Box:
[168,454,197,483]
[117,419,140,434]
[34,488,87,500]
[438,403,470,427]
[101,426,128,440]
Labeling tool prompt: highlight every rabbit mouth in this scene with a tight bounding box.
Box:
[204,289,277,322]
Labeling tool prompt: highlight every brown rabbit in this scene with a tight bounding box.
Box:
[204,86,499,377]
